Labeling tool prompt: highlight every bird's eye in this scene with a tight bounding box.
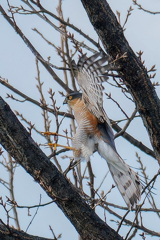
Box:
[69,96,72,100]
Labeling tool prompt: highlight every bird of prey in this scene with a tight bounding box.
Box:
[63,52,141,209]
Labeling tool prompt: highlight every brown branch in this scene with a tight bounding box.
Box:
[0,6,72,94]
[101,200,160,212]
[0,222,52,240]
[8,154,20,230]
[26,195,41,232]
[111,121,156,159]
[141,170,160,195]
[103,205,160,237]
[87,161,95,208]
[133,0,160,15]
[122,6,133,30]
[114,108,137,139]
[28,0,98,48]
[14,0,97,53]
[0,77,73,119]
[105,92,129,119]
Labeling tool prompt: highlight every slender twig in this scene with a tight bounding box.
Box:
[96,171,109,192]
[0,76,73,119]
[0,178,10,190]
[28,0,98,48]
[26,195,42,232]
[87,161,95,208]
[0,6,72,94]
[117,210,130,233]
[8,154,20,230]
[141,170,160,195]
[19,0,97,53]
[133,0,160,15]
[112,122,155,159]
[105,92,129,119]
[101,200,160,212]
[114,108,137,139]
[103,205,160,237]
[7,199,54,209]
[122,6,133,29]
[49,225,58,240]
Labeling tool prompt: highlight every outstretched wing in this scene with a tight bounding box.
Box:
[72,52,114,126]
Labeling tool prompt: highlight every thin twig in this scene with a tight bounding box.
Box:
[117,210,130,233]
[0,76,73,119]
[105,92,129,119]
[28,0,98,48]
[114,108,137,139]
[103,205,160,237]
[0,6,72,94]
[133,0,160,15]
[8,154,20,230]
[26,195,42,232]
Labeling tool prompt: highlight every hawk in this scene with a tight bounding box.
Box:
[63,52,141,209]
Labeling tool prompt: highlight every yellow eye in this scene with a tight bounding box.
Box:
[69,96,72,100]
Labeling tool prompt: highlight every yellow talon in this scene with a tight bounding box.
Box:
[41,132,57,136]
[48,143,74,151]
[48,143,57,150]
[42,132,71,139]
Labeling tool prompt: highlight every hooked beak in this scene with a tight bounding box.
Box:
[63,98,67,105]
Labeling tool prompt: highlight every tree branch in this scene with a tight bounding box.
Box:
[112,122,156,159]
[28,0,98,48]
[0,222,52,240]
[0,6,72,94]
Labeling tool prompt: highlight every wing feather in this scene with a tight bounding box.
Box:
[72,52,114,125]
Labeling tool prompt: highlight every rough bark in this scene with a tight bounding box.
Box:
[0,223,52,240]
[0,97,123,239]
[81,0,160,163]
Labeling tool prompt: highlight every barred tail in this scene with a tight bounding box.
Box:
[108,162,142,209]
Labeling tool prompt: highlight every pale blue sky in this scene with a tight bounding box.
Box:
[0,0,160,239]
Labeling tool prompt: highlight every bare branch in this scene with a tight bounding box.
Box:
[0,6,72,94]
[27,0,98,48]
[133,0,160,15]
[0,222,52,240]
[0,77,73,119]
[114,108,137,139]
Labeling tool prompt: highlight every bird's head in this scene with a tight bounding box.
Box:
[63,92,82,107]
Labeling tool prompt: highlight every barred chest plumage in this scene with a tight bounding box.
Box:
[69,98,100,161]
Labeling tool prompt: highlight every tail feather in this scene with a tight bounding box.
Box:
[108,162,142,209]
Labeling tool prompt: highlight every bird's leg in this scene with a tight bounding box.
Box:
[48,143,74,151]
[42,132,73,150]
[42,132,72,139]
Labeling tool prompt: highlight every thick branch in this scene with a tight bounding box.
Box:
[81,0,160,163]
[0,97,123,240]
[0,223,52,240]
